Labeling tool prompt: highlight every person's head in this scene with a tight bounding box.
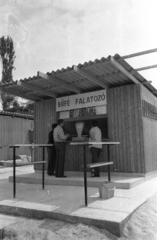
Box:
[91,120,99,127]
[57,119,64,127]
[52,123,57,130]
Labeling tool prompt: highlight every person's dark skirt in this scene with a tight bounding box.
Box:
[90,147,101,177]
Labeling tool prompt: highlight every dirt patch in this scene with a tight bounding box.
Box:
[120,191,157,240]
[2,218,117,240]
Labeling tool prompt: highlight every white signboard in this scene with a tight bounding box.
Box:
[56,89,106,112]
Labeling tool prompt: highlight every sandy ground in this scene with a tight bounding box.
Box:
[1,166,157,240]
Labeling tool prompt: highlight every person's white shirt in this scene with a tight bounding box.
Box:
[89,126,102,149]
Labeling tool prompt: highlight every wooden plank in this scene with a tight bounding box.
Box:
[86,161,113,168]
[120,86,126,172]
[70,142,120,145]
[113,87,119,171]
[108,88,121,172]
[115,87,122,172]
[137,86,145,173]
[15,161,46,167]
[132,85,139,172]
[109,88,116,170]
[124,86,129,172]
[9,144,53,147]
[34,101,40,170]
[127,86,136,173]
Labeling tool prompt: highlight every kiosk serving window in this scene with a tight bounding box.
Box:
[56,90,108,139]
[63,117,108,139]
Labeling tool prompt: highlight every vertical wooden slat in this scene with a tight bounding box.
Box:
[137,86,145,173]
[133,85,140,172]
[113,88,118,170]
[119,87,124,171]
[108,88,114,164]
[115,88,120,171]
[127,85,134,172]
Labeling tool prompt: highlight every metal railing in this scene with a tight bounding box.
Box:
[9,144,53,198]
[70,141,120,206]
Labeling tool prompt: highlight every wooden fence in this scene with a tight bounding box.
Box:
[0,112,33,160]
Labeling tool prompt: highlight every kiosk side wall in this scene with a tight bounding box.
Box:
[107,84,145,173]
[141,85,157,173]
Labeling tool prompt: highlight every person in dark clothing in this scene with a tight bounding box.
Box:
[47,123,57,176]
[53,119,70,178]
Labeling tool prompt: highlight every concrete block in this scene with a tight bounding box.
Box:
[17,155,31,164]
[0,156,31,167]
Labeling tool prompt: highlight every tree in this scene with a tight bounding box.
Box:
[0,36,16,110]
[6,99,34,115]
[24,101,34,114]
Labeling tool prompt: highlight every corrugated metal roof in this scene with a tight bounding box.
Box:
[0,110,33,119]
[0,53,156,101]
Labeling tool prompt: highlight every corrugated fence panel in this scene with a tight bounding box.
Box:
[108,84,144,173]
[0,115,33,160]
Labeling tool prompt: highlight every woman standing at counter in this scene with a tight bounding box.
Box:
[89,120,102,177]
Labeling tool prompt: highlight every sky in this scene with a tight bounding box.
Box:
[0,0,157,88]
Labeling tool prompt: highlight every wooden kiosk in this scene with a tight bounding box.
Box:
[1,49,157,176]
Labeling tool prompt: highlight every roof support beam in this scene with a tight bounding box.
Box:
[110,56,140,84]
[38,71,81,94]
[73,66,108,89]
[122,48,157,59]
[135,64,157,72]
[0,83,17,88]
[17,82,56,98]
[0,87,41,101]
[142,81,152,85]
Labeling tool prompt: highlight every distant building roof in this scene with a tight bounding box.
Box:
[0,110,33,119]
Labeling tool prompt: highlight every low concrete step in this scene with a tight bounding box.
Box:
[9,172,145,189]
